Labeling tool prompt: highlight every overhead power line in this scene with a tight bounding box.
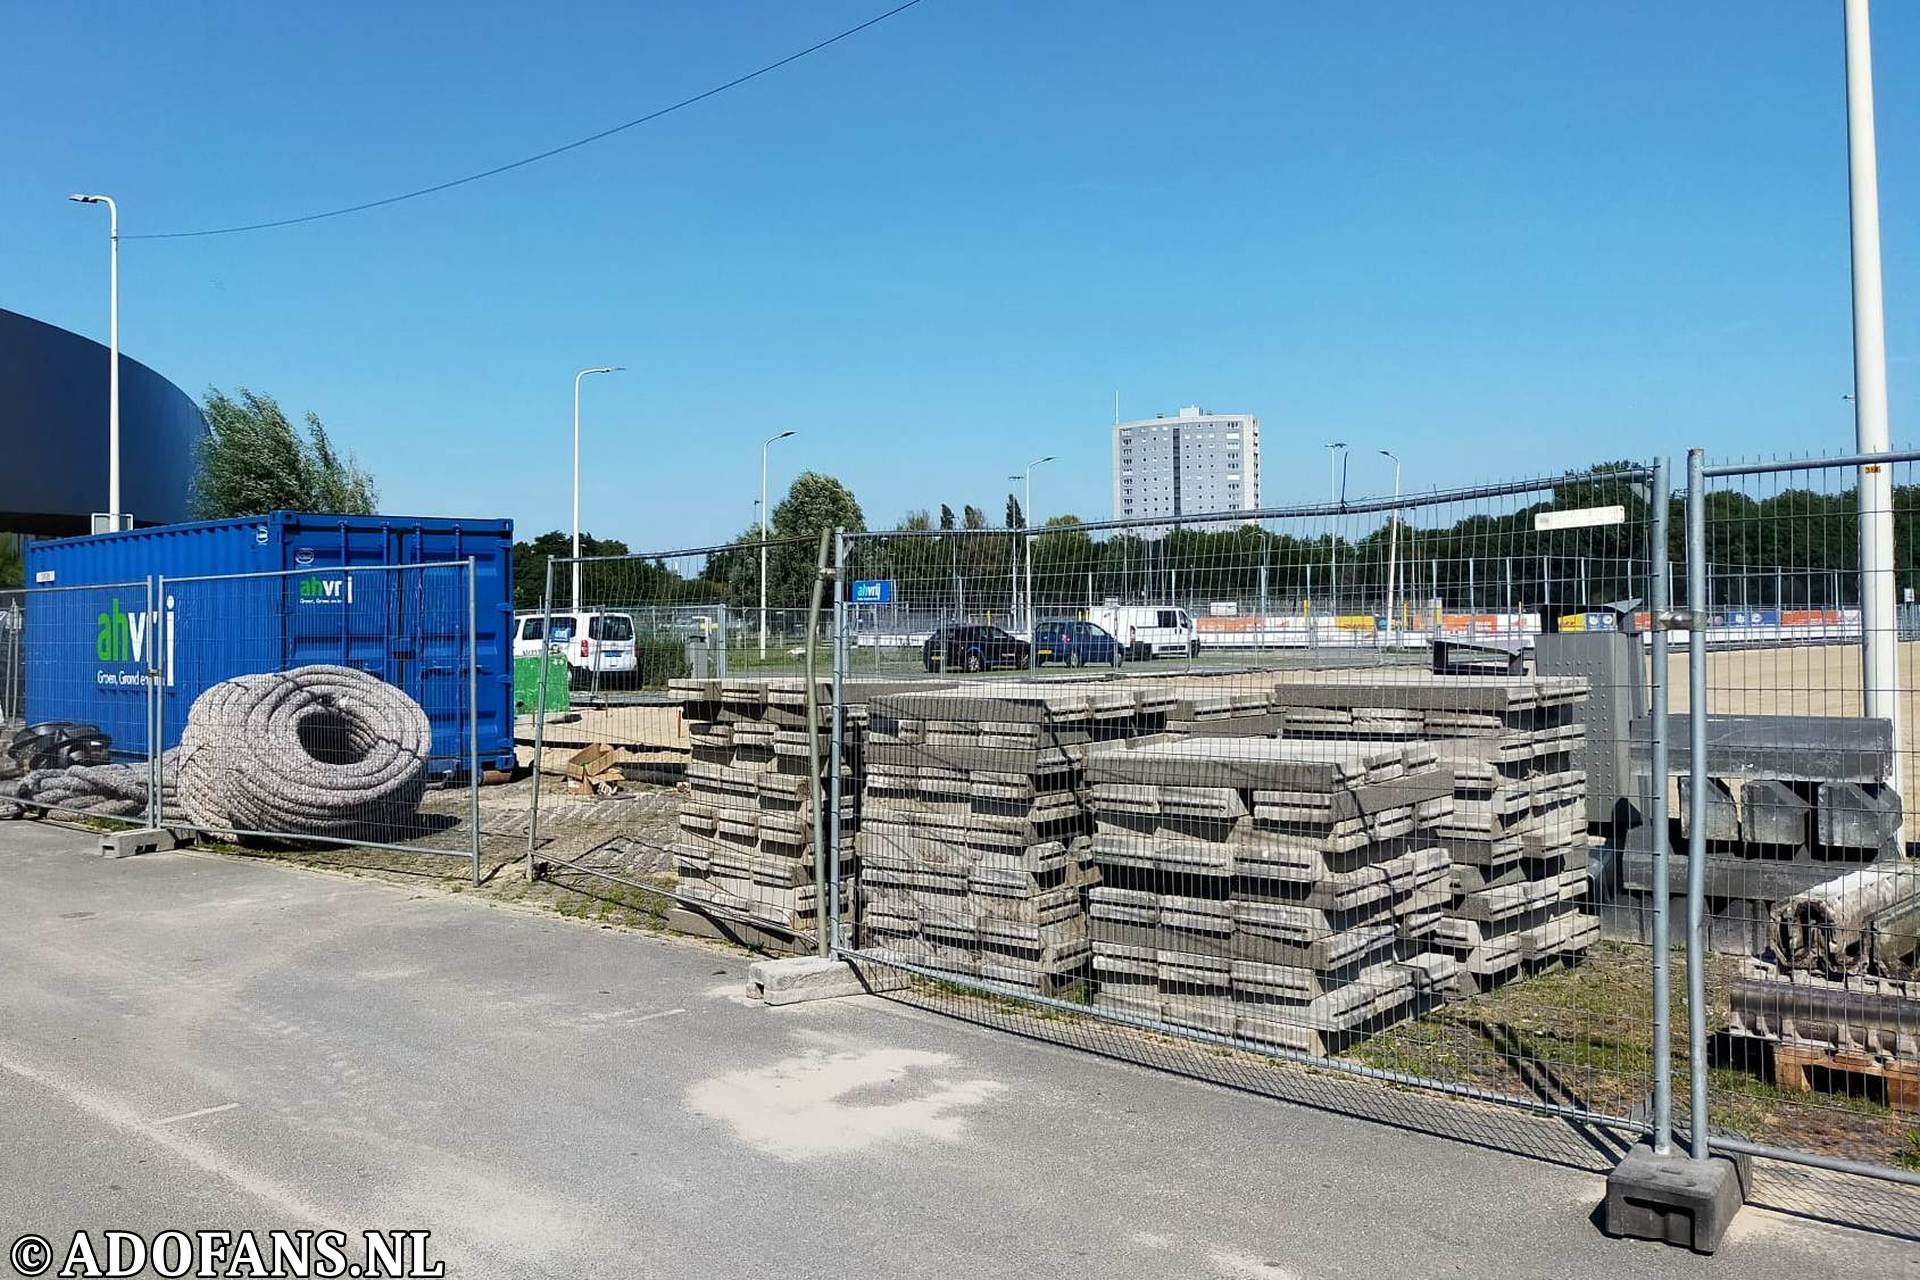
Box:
[127,0,929,241]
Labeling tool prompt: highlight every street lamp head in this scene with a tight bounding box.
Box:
[774,430,797,442]
[68,193,105,204]
[1034,455,1056,467]
[1379,449,1398,461]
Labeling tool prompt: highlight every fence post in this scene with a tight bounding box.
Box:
[1024,525,1036,657]
[524,557,556,883]
[1645,458,1673,1154]
[829,530,849,955]
[1684,447,1711,1159]
[146,574,160,829]
[802,528,833,959]
[468,558,481,887]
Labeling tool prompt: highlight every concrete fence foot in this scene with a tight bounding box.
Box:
[746,956,909,1006]
[99,828,182,859]
[1602,1141,1750,1254]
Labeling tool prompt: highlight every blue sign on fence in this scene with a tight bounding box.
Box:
[851,579,893,603]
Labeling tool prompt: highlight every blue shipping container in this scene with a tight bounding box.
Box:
[25,511,515,775]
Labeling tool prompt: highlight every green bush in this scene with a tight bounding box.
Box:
[634,635,690,689]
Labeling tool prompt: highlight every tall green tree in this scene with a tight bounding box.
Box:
[193,388,376,519]
[766,471,865,607]
[0,533,22,590]
[511,530,631,610]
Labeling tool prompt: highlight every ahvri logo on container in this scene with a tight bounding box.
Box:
[94,595,175,687]
[298,574,352,605]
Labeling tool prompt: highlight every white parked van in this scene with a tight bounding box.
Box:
[1086,604,1198,660]
[513,610,639,687]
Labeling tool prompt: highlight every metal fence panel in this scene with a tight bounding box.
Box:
[150,562,481,877]
[0,580,157,826]
[1685,450,1920,1189]
[523,538,839,945]
[829,468,1672,1132]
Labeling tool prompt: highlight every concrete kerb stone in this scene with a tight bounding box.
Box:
[99,827,189,859]
[746,955,910,1006]
[1601,1142,1750,1254]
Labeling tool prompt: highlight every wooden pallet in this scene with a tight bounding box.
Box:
[1773,1039,1920,1113]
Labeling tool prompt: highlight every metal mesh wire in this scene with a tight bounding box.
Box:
[1691,455,1920,1180]
[831,468,1663,1132]
[0,580,157,826]
[523,538,843,945]
[152,562,481,873]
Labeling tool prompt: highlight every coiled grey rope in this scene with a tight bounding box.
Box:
[0,756,175,820]
[176,665,432,840]
[0,665,431,839]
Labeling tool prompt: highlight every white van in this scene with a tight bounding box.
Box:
[513,611,639,686]
[1086,604,1198,661]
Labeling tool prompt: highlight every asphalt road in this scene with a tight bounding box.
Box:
[1,820,1913,1278]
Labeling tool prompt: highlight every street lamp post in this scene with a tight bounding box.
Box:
[1380,450,1402,640]
[1324,442,1346,613]
[760,430,797,659]
[68,194,119,527]
[571,366,623,611]
[1844,0,1903,810]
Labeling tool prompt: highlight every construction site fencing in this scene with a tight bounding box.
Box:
[149,561,484,879]
[523,536,837,944]
[827,466,1677,1140]
[1679,448,1920,1193]
[0,564,485,880]
[0,580,158,827]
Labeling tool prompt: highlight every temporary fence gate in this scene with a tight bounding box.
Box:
[827,467,1682,1139]
[523,538,836,945]
[0,564,483,883]
[1682,448,1920,1192]
[0,579,158,826]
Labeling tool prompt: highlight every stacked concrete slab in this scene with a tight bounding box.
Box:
[856,682,1175,991]
[667,677,937,936]
[1263,672,1598,992]
[1084,736,1458,1053]
[1617,714,1904,956]
[1150,680,1286,739]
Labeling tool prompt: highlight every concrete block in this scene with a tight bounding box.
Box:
[1602,1142,1749,1254]
[746,955,909,1006]
[1739,779,1811,847]
[1677,777,1739,842]
[99,828,180,859]
[1817,781,1903,851]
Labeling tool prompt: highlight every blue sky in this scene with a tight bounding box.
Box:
[7,1,1916,548]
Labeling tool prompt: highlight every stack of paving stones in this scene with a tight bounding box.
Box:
[1152,679,1285,739]
[856,682,1176,991]
[667,677,935,937]
[1084,736,1458,1053]
[1263,672,1598,993]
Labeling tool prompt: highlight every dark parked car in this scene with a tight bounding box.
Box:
[922,624,1030,673]
[1034,619,1124,668]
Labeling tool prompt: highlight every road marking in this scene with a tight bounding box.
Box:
[154,1101,241,1126]
[635,1007,686,1023]
[0,1057,338,1228]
